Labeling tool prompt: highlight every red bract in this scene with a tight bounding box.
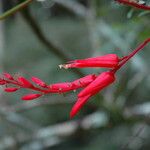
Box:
[17,76,33,88]
[59,54,119,69]
[22,93,42,100]
[31,77,47,88]
[4,87,19,92]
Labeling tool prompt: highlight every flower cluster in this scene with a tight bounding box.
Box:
[0,38,150,118]
[115,0,150,11]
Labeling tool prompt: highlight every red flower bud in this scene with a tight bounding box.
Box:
[4,87,19,92]
[59,54,119,69]
[0,81,6,85]
[48,82,73,93]
[31,77,47,88]
[18,76,33,88]
[22,93,42,100]
[3,73,14,80]
[47,74,97,93]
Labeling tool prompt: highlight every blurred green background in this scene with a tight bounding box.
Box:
[0,0,150,149]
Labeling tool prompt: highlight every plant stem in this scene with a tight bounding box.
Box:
[0,0,33,20]
[113,38,150,72]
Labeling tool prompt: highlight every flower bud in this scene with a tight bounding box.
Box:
[18,76,33,88]
[31,77,47,88]
[4,87,19,92]
[22,93,42,100]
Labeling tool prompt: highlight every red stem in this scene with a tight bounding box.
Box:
[113,38,150,72]
[115,0,150,11]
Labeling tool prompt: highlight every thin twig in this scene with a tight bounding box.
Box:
[0,0,33,20]
[20,7,84,77]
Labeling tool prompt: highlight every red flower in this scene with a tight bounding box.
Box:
[59,54,119,69]
[3,73,14,80]
[17,76,33,88]
[31,76,47,88]
[4,87,19,92]
[47,74,97,93]
[22,93,42,100]
[70,71,115,118]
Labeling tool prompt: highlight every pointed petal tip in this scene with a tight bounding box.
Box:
[59,64,69,69]
[70,109,77,119]
[59,64,63,69]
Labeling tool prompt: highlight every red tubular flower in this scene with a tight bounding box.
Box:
[48,82,73,93]
[70,71,115,118]
[17,76,33,88]
[47,74,97,93]
[70,95,91,118]
[78,71,115,97]
[31,77,47,88]
[59,54,119,69]
[4,87,19,92]
[22,93,42,100]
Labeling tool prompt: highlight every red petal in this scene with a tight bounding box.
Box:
[22,93,42,100]
[31,77,47,88]
[18,76,33,88]
[4,87,19,92]
[70,95,91,118]
[78,72,115,97]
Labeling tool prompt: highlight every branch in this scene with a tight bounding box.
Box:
[20,7,84,77]
[0,0,33,20]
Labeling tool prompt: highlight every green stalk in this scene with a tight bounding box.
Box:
[0,0,33,20]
